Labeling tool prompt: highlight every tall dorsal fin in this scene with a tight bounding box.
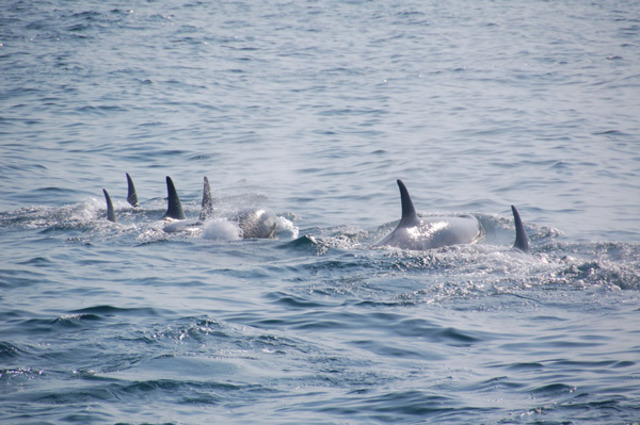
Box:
[199,176,214,222]
[397,179,419,227]
[511,205,529,252]
[163,176,186,220]
[103,189,116,223]
[126,173,138,207]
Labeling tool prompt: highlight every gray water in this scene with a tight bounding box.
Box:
[1,1,640,424]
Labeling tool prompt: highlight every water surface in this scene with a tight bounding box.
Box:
[1,1,639,424]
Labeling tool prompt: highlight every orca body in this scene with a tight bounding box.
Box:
[233,208,278,239]
[377,179,529,252]
[196,176,276,237]
[377,214,483,250]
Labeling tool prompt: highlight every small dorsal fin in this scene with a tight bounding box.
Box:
[397,179,419,227]
[163,176,186,220]
[199,176,214,222]
[103,189,116,223]
[511,205,529,252]
[126,173,138,207]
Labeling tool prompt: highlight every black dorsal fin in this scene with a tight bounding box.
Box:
[511,205,529,252]
[103,189,116,223]
[397,179,419,227]
[163,176,186,220]
[199,176,213,222]
[126,173,138,207]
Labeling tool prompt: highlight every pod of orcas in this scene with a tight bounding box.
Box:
[102,174,529,252]
[103,174,278,239]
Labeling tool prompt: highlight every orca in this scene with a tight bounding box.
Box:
[103,189,116,223]
[377,179,529,252]
[198,176,276,238]
[163,176,186,220]
[233,208,277,239]
[199,176,214,222]
[511,204,529,252]
[126,173,138,207]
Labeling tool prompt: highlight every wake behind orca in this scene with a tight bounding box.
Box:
[376,179,529,252]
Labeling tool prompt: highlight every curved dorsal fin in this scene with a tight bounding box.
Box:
[103,189,116,223]
[199,176,213,222]
[397,179,419,227]
[126,173,138,207]
[511,205,529,252]
[163,176,186,220]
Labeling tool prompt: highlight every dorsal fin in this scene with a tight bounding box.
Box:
[163,176,186,220]
[103,189,116,223]
[511,205,529,252]
[397,179,419,227]
[126,173,138,207]
[199,176,214,222]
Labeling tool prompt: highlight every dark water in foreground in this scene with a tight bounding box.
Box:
[1,1,640,424]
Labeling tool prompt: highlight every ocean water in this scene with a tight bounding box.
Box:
[1,0,640,424]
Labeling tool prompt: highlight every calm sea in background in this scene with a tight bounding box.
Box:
[1,1,640,424]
